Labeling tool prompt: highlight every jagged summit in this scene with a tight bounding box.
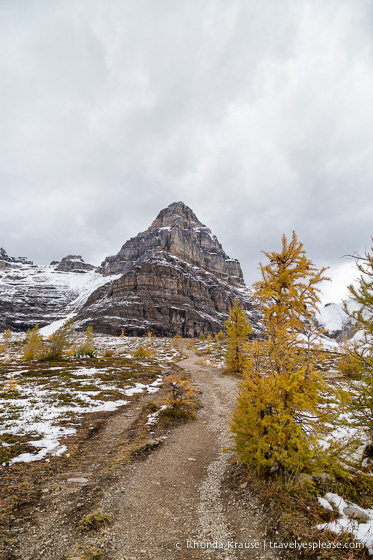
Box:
[53,255,95,273]
[0,247,33,267]
[100,201,244,284]
[0,203,253,336]
[151,201,201,228]
[75,202,253,337]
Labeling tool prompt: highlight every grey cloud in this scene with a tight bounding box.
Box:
[0,0,372,303]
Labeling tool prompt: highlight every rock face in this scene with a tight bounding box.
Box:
[100,201,244,285]
[0,202,257,336]
[0,252,111,332]
[77,252,255,337]
[0,247,33,269]
[55,255,94,273]
[76,203,257,337]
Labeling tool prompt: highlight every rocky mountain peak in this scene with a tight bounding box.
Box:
[100,202,244,285]
[0,247,33,268]
[151,201,201,229]
[54,255,94,273]
[0,206,253,336]
[0,247,9,263]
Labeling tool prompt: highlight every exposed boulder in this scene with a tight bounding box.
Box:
[343,505,370,523]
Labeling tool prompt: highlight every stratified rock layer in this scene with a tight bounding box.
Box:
[0,247,33,269]
[0,256,111,332]
[56,255,94,272]
[1,202,256,336]
[76,252,257,337]
[100,201,244,285]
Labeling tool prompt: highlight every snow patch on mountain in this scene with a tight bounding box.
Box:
[316,299,357,340]
[0,257,120,331]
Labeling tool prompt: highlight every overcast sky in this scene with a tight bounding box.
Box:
[1,0,373,304]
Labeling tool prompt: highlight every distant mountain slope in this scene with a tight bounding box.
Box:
[3,211,362,342]
[315,300,357,342]
[0,203,254,336]
[0,249,116,331]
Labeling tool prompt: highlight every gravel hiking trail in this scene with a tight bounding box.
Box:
[9,346,281,560]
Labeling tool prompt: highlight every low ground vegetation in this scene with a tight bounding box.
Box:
[0,333,200,559]
[194,335,226,368]
[78,509,112,532]
[2,234,373,556]
[227,463,371,560]
[0,333,181,467]
[74,326,96,358]
[161,374,198,420]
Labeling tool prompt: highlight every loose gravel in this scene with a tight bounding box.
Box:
[4,346,282,560]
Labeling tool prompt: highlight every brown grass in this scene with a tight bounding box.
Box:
[228,463,371,559]
[78,509,112,532]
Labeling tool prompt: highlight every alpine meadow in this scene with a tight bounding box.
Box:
[1,1,373,558]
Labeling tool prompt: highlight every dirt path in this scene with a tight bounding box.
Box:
[8,347,281,560]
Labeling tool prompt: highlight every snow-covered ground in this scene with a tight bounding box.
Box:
[194,338,226,368]
[0,335,180,466]
[318,492,373,553]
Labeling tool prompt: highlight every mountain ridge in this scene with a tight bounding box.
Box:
[0,202,252,335]
[1,202,350,339]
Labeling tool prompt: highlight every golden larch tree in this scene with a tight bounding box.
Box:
[224,299,252,375]
[231,232,331,473]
